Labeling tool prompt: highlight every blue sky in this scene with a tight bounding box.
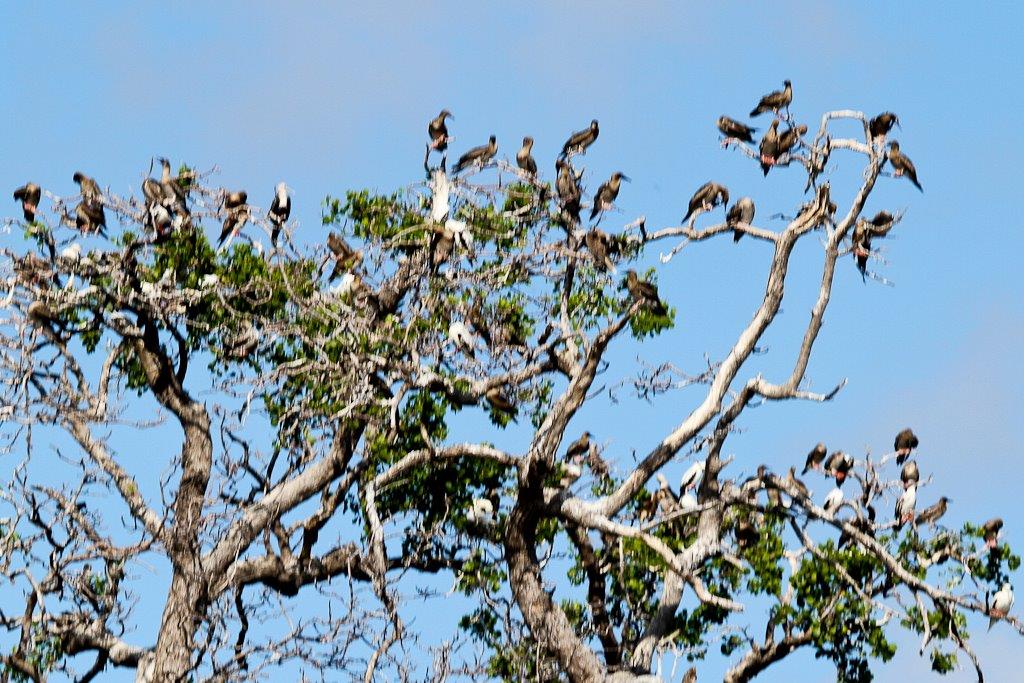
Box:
[1,2,1022,681]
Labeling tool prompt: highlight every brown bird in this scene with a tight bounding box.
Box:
[900,460,920,490]
[682,667,697,683]
[983,518,1004,550]
[584,228,615,272]
[590,172,630,221]
[428,109,454,151]
[784,466,810,500]
[565,432,591,461]
[429,225,455,272]
[327,233,361,281]
[682,181,729,222]
[917,496,950,528]
[625,270,667,315]
[555,159,582,223]
[717,115,756,144]
[560,119,599,158]
[516,136,537,177]
[72,172,101,200]
[777,124,807,156]
[868,210,895,230]
[750,80,792,117]
[887,142,922,192]
[802,442,827,475]
[759,120,781,176]
[726,196,755,242]
[894,428,919,464]
[75,200,106,235]
[452,135,497,174]
[13,183,41,222]
[869,112,900,140]
[485,386,517,419]
[223,190,248,210]
[851,220,873,276]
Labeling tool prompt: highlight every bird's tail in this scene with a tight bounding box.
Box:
[912,178,923,192]
[733,227,743,243]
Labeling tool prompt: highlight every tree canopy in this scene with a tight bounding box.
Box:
[0,95,1019,682]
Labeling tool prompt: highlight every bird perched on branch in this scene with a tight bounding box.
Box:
[887,142,923,191]
[219,190,249,246]
[516,136,537,177]
[565,432,591,461]
[682,181,729,222]
[452,135,497,174]
[717,115,756,144]
[900,460,919,490]
[269,182,292,246]
[869,112,900,141]
[894,428,919,464]
[555,159,582,223]
[72,171,101,200]
[750,80,792,117]
[75,200,106,235]
[448,320,476,359]
[777,124,807,157]
[982,517,1003,550]
[825,451,854,486]
[584,228,616,272]
[624,270,667,315]
[428,109,453,152]
[485,387,517,420]
[988,583,1014,631]
[895,483,917,527]
[916,496,950,528]
[759,120,781,176]
[680,459,705,493]
[802,443,827,475]
[823,486,844,516]
[560,119,599,158]
[783,467,810,503]
[727,196,756,242]
[327,233,361,281]
[13,182,41,222]
[590,172,630,221]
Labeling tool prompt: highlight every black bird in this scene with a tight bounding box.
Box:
[555,159,582,223]
[327,233,361,281]
[717,115,756,144]
[727,196,756,242]
[565,432,591,461]
[428,109,453,152]
[560,119,599,158]
[802,442,827,475]
[75,200,106,235]
[13,183,41,222]
[735,516,760,550]
[452,135,497,174]
[269,182,292,245]
[901,460,919,490]
[682,182,729,222]
[625,270,667,315]
[516,136,537,177]
[750,80,792,117]
[584,228,615,272]
[839,506,876,549]
[869,112,900,140]
[759,120,781,176]
[72,172,101,200]
[590,172,630,221]
[894,428,919,464]
[887,142,923,191]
